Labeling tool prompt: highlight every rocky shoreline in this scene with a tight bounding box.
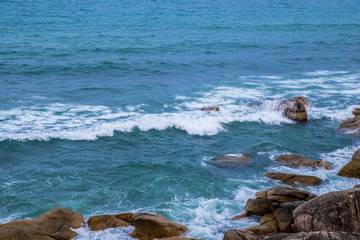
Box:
[1,97,359,240]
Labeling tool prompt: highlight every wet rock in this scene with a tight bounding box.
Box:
[337,148,360,179]
[353,108,360,116]
[292,188,360,233]
[223,229,259,240]
[271,201,304,233]
[156,238,203,240]
[231,213,249,220]
[275,96,311,122]
[247,101,263,107]
[130,213,188,240]
[265,173,322,187]
[87,213,132,231]
[0,207,85,240]
[265,187,316,202]
[339,108,360,134]
[213,154,251,166]
[245,199,275,216]
[275,154,332,170]
[200,107,220,111]
[265,231,360,240]
[242,213,278,235]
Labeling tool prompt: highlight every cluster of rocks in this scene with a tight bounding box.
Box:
[0,208,198,240]
[224,187,360,240]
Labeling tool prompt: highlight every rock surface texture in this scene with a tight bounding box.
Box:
[339,108,360,134]
[0,207,85,240]
[337,148,360,178]
[87,213,132,231]
[275,154,332,170]
[275,96,311,122]
[292,188,360,233]
[223,229,259,240]
[213,154,251,166]
[265,173,322,187]
[130,213,188,240]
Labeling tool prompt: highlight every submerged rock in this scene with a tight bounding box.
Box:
[337,148,360,178]
[275,96,311,122]
[338,108,360,135]
[0,207,85,240]
[130,213,188,240]
[265,173,322,187]
[292,188,360,233]
[275,154,332,170]
[213,154,251,166]
[87,213,132,231]
[200,107,220,111]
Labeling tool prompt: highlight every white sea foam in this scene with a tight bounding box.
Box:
[304,70,349,76]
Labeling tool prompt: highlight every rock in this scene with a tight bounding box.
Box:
[255,191,267,199]
[247,101,263,107]
[245,199,275,216]
[353,108,360,116]
[354,184,360,188]
[0,207,85,240]
[261,233,293,240]
[87,213,132,231]
[231,213,249,220]
[200,107,220,111]
[275,96,311,122]
[292,188,360,233]
[265,187,316,202]
[130,213,188,240]
[337,148,360,178]
[339,109,360,134]
[156,238,202,240]
[266,231,360,240]
[265,173,322,187]
[271,201,304,233]
[243,213,278,235]
[223,229,259,240]
[275,154,332,170]
[213,154,251,166]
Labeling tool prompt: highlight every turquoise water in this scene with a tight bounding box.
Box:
[1,1,360,239]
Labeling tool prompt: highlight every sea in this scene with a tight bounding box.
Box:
[0,0,360,239]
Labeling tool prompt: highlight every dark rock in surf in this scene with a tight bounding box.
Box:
[265,173,322,187]
[337,148,360,179]
[275,96,311,122]
[213,154,251,167]
[275,154,332,170]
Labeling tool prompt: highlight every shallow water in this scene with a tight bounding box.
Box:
[1,0,360,239]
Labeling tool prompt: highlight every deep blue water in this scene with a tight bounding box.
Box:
[1,1,360,239]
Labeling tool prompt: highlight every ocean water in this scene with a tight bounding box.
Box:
[1,0,360,239]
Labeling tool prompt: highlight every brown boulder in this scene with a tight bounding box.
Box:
[245,199,275,216]
[275,154,332,170]
[242,213,278,236]
[275,96,311,122]
[130,213,188,240]
[265,173,322,187]
[223,229,259,240]
[265,187,316,202]
[292,188,360,233]
[0,207,85,240]
[156,238,202,240]
[263,231,360,240]
[231,213,249,220]
[87,213,132,231]
[339,110,360,134]
[200,107,220,111]
[271,201,304,233]
[337,148,360,178]
[213,154,251,166]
